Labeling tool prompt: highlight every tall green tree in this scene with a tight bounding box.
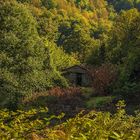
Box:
[107,9,139,64]
[44,40,79,70]
[106,9,140,96]
[0,0,46,108]
[57,20,96,62]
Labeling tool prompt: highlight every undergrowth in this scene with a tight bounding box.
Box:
[0,101,140,140]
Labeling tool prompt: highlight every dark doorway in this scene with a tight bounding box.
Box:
[76,73,82,86]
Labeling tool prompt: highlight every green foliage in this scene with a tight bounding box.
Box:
[0,107,64,139]
[41,0,58,9]
[0,0,139,117]
[19,0,113,62]
[107,9,140,96]
[0,101,139,139]
[46,69,69,88]
[36,9,60,41]
[44,40,79,70]
[47,101,140,140]
[81,87,94,99]
[57,20,96,62]
[0,0,48,108]
[43,40,77,88]
[86,96,114,109]
[107,9,139,64]
[86,43,106,66]
[0,0,73,109]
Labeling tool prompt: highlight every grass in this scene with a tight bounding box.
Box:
[86,96,115,109]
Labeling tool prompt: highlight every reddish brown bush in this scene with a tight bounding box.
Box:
[48,87,82,99]
[21,92,48,104]
[22,87,82,104]
[21,87,84,117]
[93,64,118,95]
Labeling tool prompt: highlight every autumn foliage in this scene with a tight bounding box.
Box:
[93,64,118,95]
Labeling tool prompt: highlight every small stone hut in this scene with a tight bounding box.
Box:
[62,65,93,87]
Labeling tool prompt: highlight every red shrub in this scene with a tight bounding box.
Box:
[48,87,82,99]
[22,87,82,105]
[93,64,118,95]
[21,87,85,118]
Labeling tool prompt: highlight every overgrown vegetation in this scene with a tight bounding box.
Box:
[0,0,140,139]
[0,101,140,139]
[0,0,140,107]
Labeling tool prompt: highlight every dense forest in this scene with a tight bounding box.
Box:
[0,0,140,139]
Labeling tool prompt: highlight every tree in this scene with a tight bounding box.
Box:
[44,40,79,70]
[107,9,139,64]
[42,40,71,88]
[106,9,140,96]
[41,0,57,9]
[0,0,47,108]
[86,42,106,66]
[36,10,60,41]
[57,20,95,62]
[107,0,140,11]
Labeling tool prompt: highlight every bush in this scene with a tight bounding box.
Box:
[48,87,82,99]
[21,87,82,102]
[0,101,139,140]
[20,87,84,116]
[93,64,118,95]
[46,101,140,140]
[0,0,47,109]
[0,107,64,139]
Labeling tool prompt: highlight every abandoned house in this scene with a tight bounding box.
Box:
[62,65,93,87]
